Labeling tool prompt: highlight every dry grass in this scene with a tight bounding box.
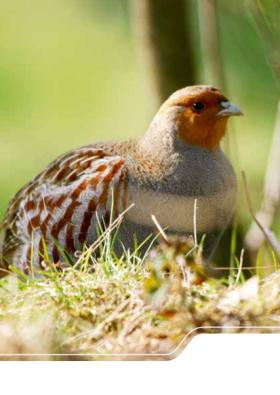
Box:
[0,233,280,360]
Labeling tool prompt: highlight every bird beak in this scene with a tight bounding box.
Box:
[217,101,244,118]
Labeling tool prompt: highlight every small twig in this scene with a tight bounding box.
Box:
[242,171,280,261]
[212,265,276,271]
[151,215,169,242]
[234,248,245,287]
[193,198,198,247]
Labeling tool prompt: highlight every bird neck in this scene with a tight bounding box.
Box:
[138,107,222,162]
[139,109,178,160]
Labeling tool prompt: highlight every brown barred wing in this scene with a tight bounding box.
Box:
[1,148,128,273]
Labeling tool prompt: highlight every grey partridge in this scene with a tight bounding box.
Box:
[0,85,243,275]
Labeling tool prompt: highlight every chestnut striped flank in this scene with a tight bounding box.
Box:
[66,223,75,252]
[78,198,97,245]
[41,212,53,235]
[52,244,60,263]
[122,172,129,212]
[52,194,68,208]
[52,167,67,182]
[25,200,35,212]
[51,199,81,242]
[99,159,125,207]
[70,179,88,200]
[1,147,128,270]
[113,181,121,216]
[27,215,40,234]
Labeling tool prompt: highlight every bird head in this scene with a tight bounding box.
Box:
[158,85,243,151]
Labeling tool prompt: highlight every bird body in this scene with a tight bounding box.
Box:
[0,86,242,274]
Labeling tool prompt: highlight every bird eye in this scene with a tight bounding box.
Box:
[191,101,205,112]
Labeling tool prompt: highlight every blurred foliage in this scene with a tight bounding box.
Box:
[0,0,151,216]
[249,0,280,78]
[0,0,279,236]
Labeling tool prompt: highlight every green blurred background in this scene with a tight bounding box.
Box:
[0,0,279,235]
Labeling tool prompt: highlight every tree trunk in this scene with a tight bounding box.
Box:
[197,0,225,89]
[132,0,196,108]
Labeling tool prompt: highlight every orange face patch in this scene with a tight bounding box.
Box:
[178,107,229,150]
[162,89,230,150]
